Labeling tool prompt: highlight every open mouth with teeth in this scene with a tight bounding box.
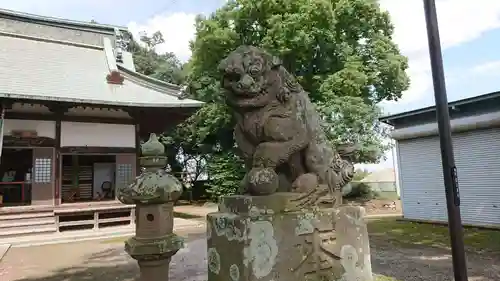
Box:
[232,84,262,96]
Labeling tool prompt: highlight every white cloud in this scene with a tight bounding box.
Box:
[376,0,500,170]
[379,0,500,108]
[127,12,197,62]
[129,0,500,105]
[123,1,500,172]
[471,60,500,75]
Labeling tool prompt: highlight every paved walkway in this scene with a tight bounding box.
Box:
[0,244,10,262]
[174,204,218,218]
[2,229,498,281]
[0,204,405,281]
[0,228,206,281]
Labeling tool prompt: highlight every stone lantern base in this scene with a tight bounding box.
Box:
[206,193,373,281]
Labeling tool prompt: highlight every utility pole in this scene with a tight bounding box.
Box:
[422,1,468,280]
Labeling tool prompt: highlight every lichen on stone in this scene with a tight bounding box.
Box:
[118,169,182,204]
[211,214,247,242]
[225,223,245,242]
[248,206,261,218]
[295,212,317,235]
[339,244,372,281]
[207,221,212,240]
[243,220,278,278]
[229,264,240,281]
[207,247,221,275]
[213,216,230,236]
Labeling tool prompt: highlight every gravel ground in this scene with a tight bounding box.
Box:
[1,229,498,281]
[372,241,500,281]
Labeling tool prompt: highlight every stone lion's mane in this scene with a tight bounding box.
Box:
[277,62,301,89]
[219,46,308,106]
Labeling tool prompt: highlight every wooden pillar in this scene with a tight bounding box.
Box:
[54,119,61,205]
[71,155,79,199]
[135,123,141,177]
[50,105,68,205]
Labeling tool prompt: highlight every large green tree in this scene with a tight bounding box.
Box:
[186,0,408,154]
[181,1,407,158]
[166,0,410,198]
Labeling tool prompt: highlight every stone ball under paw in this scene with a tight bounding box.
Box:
[292,173,319,193]
[247,167,279,195]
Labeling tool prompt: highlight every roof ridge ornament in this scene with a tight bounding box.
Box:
[103,37,125,85]
[106,71,125,85]
[178,85,188,100]
[114,28,130,63]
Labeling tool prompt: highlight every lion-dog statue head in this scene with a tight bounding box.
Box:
[218,45,302,109]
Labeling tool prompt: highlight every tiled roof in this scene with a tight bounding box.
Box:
[0,8,126,32]
[0,32,203,108]
[380,91,500,125]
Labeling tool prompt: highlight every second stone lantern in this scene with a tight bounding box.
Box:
[117,133,184,281]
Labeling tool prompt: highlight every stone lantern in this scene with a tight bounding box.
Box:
[117,133,184,281]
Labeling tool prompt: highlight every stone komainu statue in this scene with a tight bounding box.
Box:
[219,46,356,200]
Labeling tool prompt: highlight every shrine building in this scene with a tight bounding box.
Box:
[0,8,202,238]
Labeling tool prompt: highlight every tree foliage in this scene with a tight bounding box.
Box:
[131,0,410,200]
[353,168,370,181]
[126,31,204,187]
[128,31,187,85]
[178,0,409,176]
[205,150,246,201]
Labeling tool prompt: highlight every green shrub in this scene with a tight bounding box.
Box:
[205,151,246,202]
[344,182,378,200]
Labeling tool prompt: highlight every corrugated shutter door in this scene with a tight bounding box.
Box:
[453,128,500,226]
[398,127,500,226]
[398,136,447,222]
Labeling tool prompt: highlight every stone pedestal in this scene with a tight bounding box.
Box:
[335,206,373,281]
[206,193,373,281]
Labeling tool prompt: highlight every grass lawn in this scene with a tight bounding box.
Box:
[368,218,500,253]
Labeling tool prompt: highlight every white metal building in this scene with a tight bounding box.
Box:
[380,92,500,227]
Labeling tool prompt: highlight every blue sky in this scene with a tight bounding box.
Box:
[0,0,223,25]
[2,0,500,171]
[4,0,500,113]
[423,28,500,105]
[388,27,500,113]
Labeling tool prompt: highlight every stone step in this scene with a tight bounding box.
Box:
[0,225,57,239]
[0,211,54,221]
[0,210,57,239]
[4,225,135,248]
[0,215,55,228]
[0,219,55,230]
